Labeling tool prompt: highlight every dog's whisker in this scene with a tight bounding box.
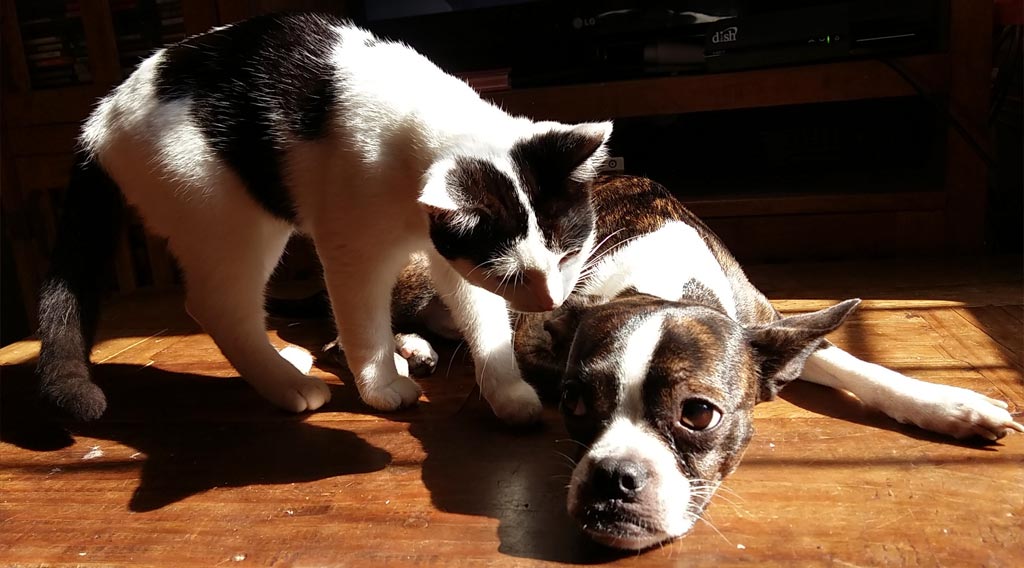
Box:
[554,438,592,452]
[553,450,579,468]
[685,508,732,546]
[700,482,745,502]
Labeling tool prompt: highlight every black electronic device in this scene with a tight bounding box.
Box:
[353,1,948,88]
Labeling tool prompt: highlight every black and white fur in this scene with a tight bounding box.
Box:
[390,174,1024,550]
[37,13,611,423]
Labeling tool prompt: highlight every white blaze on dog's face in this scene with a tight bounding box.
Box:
[559,294,858,550]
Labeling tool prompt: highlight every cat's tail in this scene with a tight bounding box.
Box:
[36,150,125,420]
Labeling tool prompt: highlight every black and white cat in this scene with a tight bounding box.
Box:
[37,13,610,423]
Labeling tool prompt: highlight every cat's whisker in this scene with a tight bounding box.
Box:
[445,341,465,377]
[580,233,647,274]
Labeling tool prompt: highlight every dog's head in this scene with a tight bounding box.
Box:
[550,294,859,549]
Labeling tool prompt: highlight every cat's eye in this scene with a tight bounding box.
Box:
[561,382,587,417]
[679,399,722,431]
[558,252,575,268]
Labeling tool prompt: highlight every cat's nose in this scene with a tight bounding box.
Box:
[523,270,558,311]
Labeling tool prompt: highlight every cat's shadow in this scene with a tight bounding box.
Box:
[0,362,391,512]
[276,322,628,565]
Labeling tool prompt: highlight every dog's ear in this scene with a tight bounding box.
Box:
[540,298,598,345]
[747,299,860,402]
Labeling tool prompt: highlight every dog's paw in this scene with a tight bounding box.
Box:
[360,374,422,411]
[395,333,438,377]
[279,345,314,375]
[888,383,1024,441]
[255,375,331,413]
[487,380,543,425]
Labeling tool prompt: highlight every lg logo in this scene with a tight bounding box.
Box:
[572,16,598,29]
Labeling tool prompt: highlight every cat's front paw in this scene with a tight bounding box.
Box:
[360,375,422,411]
[257,375,332,413]
[487,380,543,425]
[888,383,1024,441]
[395,333,438,377]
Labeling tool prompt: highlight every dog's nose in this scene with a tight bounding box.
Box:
[591,458,648,501]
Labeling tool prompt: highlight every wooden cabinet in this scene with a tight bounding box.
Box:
[0,1,992,333]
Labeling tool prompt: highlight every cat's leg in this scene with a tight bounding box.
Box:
[318,239,422,412]
[428,253,542,424]
[168,216,331,413]
[802,344,1023,440]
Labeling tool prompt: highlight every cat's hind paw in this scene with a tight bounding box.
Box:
[488,380,542,425]
[360,375,422,411]
[890,383,1024,441]
[395,333,438,377]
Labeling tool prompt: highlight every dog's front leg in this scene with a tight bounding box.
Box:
[801,344,1023,440]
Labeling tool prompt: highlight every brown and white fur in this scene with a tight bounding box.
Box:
[389,174,1024,550]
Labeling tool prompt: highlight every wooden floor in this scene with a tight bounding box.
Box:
[1,256,1022,567]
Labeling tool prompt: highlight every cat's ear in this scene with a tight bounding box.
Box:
[747,299,860,403]
[513,121,613,185]
[418,158,460,211]
[563,121,613,173]
[566,121,613,182]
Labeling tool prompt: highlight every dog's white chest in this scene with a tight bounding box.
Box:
[580,221,737,319]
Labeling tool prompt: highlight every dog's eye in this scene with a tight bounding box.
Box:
[679,399,722,431]
[561,382,587,417]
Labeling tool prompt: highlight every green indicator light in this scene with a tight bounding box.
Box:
[827,35,831,44]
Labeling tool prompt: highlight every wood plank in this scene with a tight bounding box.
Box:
[922,309,1024,402]
[486,55,949,122]
[14,154,74,192]
[943,0,993,250]
[181,0,220,35]
[706,210,946,262]
[685,191,945,219]
[6,123,81,157]
[1,259,1021,567]
[79,0,122,85]
[1,0,31,94]
[2,85,111,127]
[748,256,1024,306]
[952,306,1024,360]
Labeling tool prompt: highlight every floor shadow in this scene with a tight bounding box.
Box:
[406,388,630,564]
[0,362,392,512]
[274,318,626,564]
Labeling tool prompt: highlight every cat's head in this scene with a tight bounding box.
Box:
[420,121,612,312]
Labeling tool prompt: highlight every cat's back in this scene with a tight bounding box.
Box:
[87,13,348,144]
[156,12,343,109]
[81,13,357,220]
